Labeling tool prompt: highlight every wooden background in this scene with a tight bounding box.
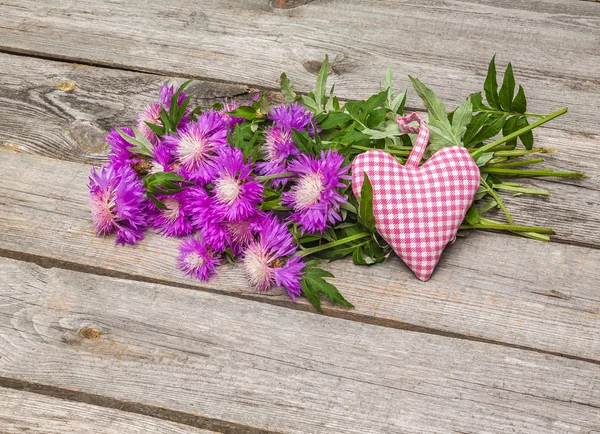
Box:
[0,1,599,433]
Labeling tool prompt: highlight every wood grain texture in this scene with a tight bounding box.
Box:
[0,52,597,247]
[0,150,599,362]
[0,388,217,434]
[0,0,598,133]
[1,257,599,434]
[0,52,268,166]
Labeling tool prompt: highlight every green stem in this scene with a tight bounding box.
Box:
[460,223,555,234]
[493,184,550,196]
[480,177,513,224]
[256,172,295,182]
[296,232,372,257]
[478,109,547,119]
[481,168,586,178]
[492,148,554,157]
[489,158,545,168]
[352,145,410,156]
[471,107,568,159]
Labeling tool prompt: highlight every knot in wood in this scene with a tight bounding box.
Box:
[79,327,102,340]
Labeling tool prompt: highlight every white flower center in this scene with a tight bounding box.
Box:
[162,198,181,221]
[184,252,205,269]
[295,173,324,209]
[215,175,241,206]
[178,132,208,166]
[242,244,274,291]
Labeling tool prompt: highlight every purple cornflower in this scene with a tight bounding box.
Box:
[241,214,305,300]
[89,164,147,245]
[282,150,350,234]
[185,186,230,253]
[151,191,194,238]
[257,103,317,185]
[106,127,142,171]
[256,127,299,186]
[137,83,190,146]
[225,212,265,256]
[145,144,172,175]
[167,110,228,184]
[177,236,220,281]
[211,147,263,223]
[269,102,314,132]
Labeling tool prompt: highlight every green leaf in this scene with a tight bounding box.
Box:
[314,55,329,110]
[362,122,401,140]
[409,76,448,123]
[469,92,488,111]
[451,97,473,139]
[279,72,297,102]
[484,56,501,109]
[358,173,376,232]
[464,204,481,225]
[320,112,351,129]
[146,192,167,210]
[143,172,185,195]
[517,116,534,149]
[499,62,515,112]
[301,267,353,312]
[475,152,494,167]
[512,85,527,114]
[228,106,257,120]
[469,114,508,145]
[116,127,154,157]
[463,112,490,147]
[502,115,520,148]
[390,90,407,114]
[144,121,165,137]
[361,90,388,122]
[300,95,321,114]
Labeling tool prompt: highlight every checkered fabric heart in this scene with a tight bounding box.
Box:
[352,113,480,281]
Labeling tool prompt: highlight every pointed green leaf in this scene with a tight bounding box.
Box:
[227,106,257,120]
[512,85,527,114]
[517,116,534,149]
[146,193,167,210]
[300,95,321,114]
[319,112,351,129]
[469,92,488,111]
[409,76,448,123]
[314,55,329,110]
[358,173,376,232]
[484,56,501,109]
[499,63,515,111]
[464,205,481,225]
[279,72,297,102]
[502,115,520,148]
[390,90,406,114]
[451,97,473,139]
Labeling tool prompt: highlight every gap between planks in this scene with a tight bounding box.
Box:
[0,257,599,433]
[0,246,599,367]
[0,385,227,434]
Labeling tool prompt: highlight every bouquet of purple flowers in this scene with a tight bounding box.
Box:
[89,56,584,310]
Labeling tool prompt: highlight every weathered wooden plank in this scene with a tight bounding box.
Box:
[0,53,597,247]
[0,0,598,133]
[1,257,599,434]
[0,52,266,166]
[0,150,599,361]
[0,388,217,434]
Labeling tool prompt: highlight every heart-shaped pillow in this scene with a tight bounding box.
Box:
[352,113,480,281]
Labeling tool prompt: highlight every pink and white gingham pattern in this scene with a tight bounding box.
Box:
[352,113,480,281]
